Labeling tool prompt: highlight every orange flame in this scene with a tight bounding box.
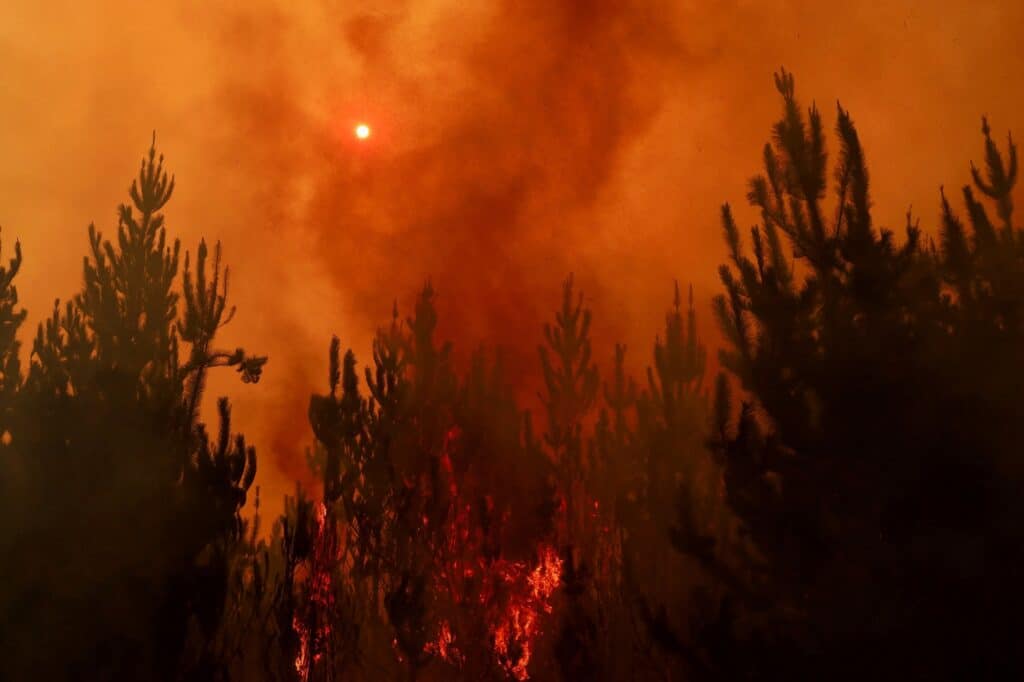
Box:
[424,620,464,665]
[492,545,563,680]
[418,426,566,679]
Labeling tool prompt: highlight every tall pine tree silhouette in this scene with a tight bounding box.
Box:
[2,139,265,681]
[707,70,1024,679]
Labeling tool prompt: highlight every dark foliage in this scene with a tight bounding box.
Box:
[698,70,1024,679]
[0,141,265,681]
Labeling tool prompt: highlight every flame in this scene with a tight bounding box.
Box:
[413,426,565,680]
[424,620,464,665]
[492,545,563,680]
[528,546,562,602]
[293,614,310,677]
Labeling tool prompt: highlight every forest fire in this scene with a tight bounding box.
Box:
[4,9,1024,675]
[421,425,566,679]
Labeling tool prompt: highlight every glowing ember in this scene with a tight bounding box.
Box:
[527,546,563,601]
[425,620,464,665]
[354,123,371,139]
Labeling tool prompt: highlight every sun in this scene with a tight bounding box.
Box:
[354,123,371,140]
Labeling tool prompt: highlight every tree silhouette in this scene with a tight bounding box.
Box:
[707,70,1024,679]
[1,139,265,681]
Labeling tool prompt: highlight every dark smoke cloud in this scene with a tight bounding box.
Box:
[199,0,696,492]
[312,0,686,360]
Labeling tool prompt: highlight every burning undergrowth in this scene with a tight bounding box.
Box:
[278,279,636,680]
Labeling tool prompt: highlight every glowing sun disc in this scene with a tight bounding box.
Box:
[354,123,371,140]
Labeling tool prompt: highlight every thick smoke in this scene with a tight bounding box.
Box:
[2,0,1023,511]
[197,0,695,492]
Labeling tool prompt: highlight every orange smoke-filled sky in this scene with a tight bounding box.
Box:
[2,0,1022,514]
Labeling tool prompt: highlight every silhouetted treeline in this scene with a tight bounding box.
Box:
[2,73,1022,681]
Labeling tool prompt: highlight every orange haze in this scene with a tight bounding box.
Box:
[2,0,1023,516]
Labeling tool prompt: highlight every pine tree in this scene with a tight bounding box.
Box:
[707,71,1024,678]
[2,139,265,681]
